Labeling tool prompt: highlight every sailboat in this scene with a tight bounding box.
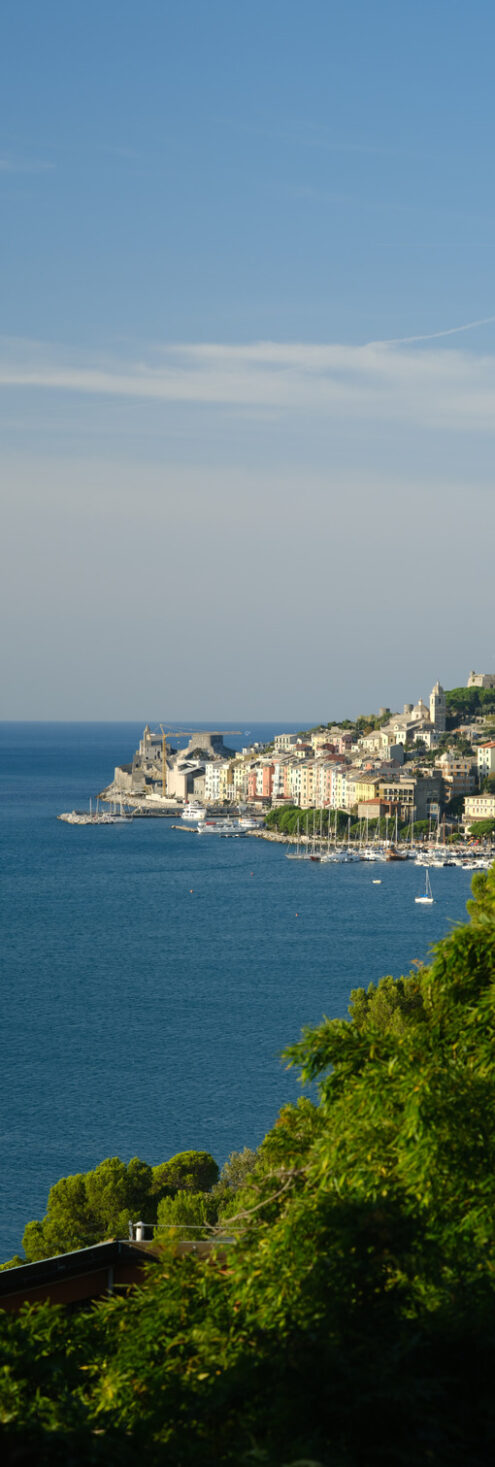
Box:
[415,869,434,905]
[320,806,335,862]
[286,818,303,859]
[310,807,321,861]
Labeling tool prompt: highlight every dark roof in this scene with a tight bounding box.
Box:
[0,1239,158,1298]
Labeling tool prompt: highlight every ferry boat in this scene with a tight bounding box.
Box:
[181,802,206,823]
[197,818,242,835]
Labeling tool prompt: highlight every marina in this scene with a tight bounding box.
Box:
[59,793,493,873]
[58,797,493,872]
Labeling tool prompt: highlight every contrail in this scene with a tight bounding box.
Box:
[373,314,495,346]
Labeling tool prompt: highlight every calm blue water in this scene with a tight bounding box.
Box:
[0,722,475,1260]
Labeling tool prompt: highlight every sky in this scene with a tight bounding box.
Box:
[1,0,495,721]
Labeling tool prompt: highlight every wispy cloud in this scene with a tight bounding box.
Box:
[284,121,401,157]
[0,157,54,175]
[98,144,141,161]
[220,116,404,158]
[2,319,495,431]
[380,315,495,345]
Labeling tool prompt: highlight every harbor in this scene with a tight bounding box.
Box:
[56,711,495,882]
[57,795,492,872]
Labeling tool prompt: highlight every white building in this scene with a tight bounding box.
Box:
[358,728,405,762]
[464,794,495,822]
[430,681,446,732]
[477,742,495,780]
[204,762,226,803]
[380,684,446,748]
[271,756,291,803]
[328,764,352,810]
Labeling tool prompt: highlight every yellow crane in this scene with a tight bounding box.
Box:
[157,728,242,797]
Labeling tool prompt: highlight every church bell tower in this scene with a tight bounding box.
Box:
[430,681,446,732]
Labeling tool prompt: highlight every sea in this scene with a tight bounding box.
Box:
[0,721,476,1261]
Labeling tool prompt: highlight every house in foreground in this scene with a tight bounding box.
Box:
[0,1235,226,1313]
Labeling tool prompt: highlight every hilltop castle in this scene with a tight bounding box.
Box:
[103,725,236,804]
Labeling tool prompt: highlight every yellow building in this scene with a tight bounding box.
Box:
[232,757,251,799]
[350,774,382,805]
[298,761,317,808]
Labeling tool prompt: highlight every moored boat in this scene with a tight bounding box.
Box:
[415,869,434,905]
[197,818,241,834]
[181,802,206,823]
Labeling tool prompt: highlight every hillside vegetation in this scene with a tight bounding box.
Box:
[1,869,495,1463]
[445,684,495,722]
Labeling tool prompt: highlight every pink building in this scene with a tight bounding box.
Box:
[336,734,354,755]
[247,770,257,800]
[248,764,274,802]
[262,764,274,799]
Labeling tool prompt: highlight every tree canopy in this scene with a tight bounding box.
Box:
[445,684,495,722]
[20,1150,219,1263]
[2,869,495,1463]
[468,818,495,838]
[151,1150,219,1197]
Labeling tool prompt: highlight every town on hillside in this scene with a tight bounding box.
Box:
[102,671,495,838]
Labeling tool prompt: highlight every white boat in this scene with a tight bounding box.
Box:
[181,802,206,823]
[286,818,307,859]
[197,819,240,834]
[107,798,133,823]
[415,870,434,905]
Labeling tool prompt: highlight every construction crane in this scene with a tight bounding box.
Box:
[157,728,242,797]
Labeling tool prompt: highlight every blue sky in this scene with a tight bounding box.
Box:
[1,1,495,719]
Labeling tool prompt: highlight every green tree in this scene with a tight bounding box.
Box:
[151,1150,218,1197]
[20,1152,221,1263]
[445,685,482,720]
[217,1147,258,1191]
[445,684,495,725]
[155,1190,218,1240]
[444,792,465,817]
[4,869,495,1464]
[23,1172,97,1260]
[468,818,495,838]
